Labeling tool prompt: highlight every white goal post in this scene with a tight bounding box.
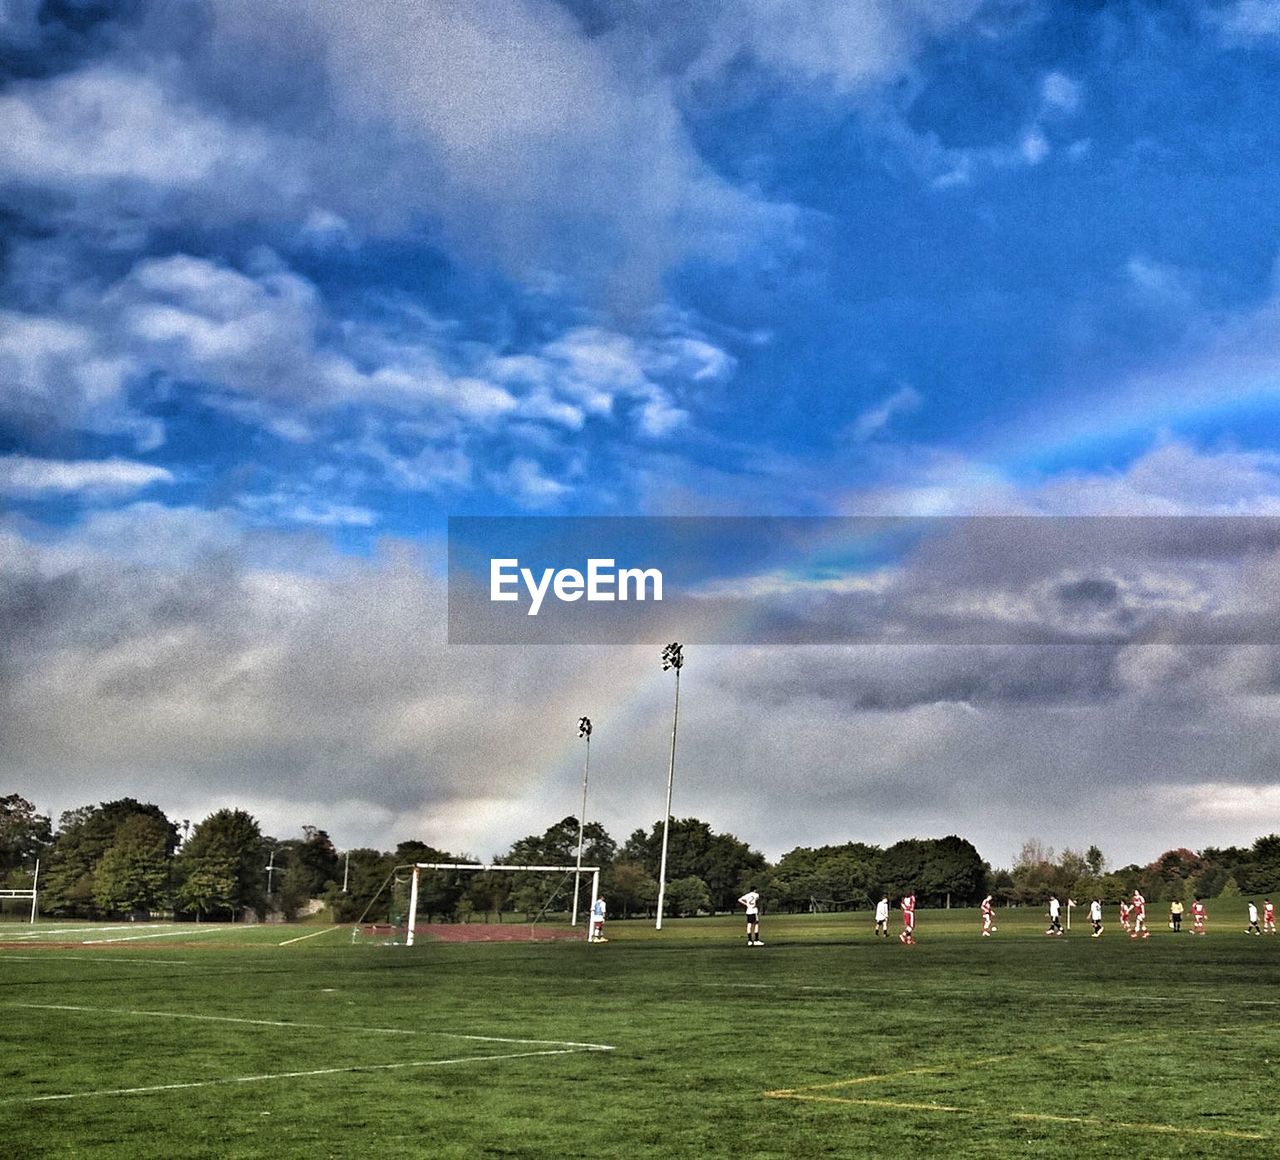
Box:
[0,859,39,923]
[405,862,600,947]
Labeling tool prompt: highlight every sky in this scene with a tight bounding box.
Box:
[5,0,1280,870]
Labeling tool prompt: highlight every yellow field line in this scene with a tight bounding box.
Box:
[765,1036,1267,1142]
[764,1053,1017,1095]
[765,1092,1265,1141]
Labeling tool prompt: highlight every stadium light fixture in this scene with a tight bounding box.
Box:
[655,642,684,930]
[571,716,593,926]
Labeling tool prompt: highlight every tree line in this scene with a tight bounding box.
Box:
[3,792,1279,924]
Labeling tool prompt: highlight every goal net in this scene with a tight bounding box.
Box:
[404,862,601,946]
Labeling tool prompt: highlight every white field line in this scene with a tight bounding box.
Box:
[10,1003,618,1052]
[278,926,337,946]
[4,1048,603,1105]
[443,1033,617,1051]
[10,1003,417,1035]
[3,924,180,941]
[0,955,189,965]
[81,927,240,944]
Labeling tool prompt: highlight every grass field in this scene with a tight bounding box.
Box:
[2,907,1278,1158]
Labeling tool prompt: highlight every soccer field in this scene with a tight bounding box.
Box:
[2,910,1277,1158]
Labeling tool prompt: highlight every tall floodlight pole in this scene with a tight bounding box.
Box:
[571,716,593,927]
[655,642,684,931]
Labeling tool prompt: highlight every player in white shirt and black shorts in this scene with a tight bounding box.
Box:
[739,890,762,946]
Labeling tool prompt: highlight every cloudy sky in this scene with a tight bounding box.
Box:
[5,0,1280,870]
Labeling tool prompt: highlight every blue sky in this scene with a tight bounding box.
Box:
[5,1,1280,867]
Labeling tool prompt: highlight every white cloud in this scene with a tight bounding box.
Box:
[1040,71,1081,114]
[1218,0,1280,37]
[1019,127,1050,166]
[0,65,298,219]
[0,455,172,496]
[845,385,923,442]
[691,0,981,94]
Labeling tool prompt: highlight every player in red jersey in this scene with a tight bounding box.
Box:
[980,894,996,937]
[1190,897,1207,935]
[1118,898,1132,934]
[1264,899,1276,935]
[899,892,916,945]
[1130,889,1149,939]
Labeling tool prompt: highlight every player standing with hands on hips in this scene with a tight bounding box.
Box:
[589,895,607,942]
[739,889,763,947]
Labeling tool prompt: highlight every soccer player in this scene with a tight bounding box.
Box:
[1265,899,1276,934]
[899,892,916,945]
[1169,898,1183,933]
[1118,897,1132,934]
[1130,889,1149,939]
[1046,895,1063,937]
[1089,897,1103,938]
[874,895,890,938]
[1246,901,1262,936]
[980,894,996,937]
[1191,896,1207,935]
[739,889,762,946]
[589,895,607,942]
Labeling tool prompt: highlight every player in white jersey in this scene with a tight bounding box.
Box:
[1046,896,1063,936]
[874,895,890,938]
[589,895,607,942]
[980,894,996,937]
[1089,898,1103,938]
[739,890,762,946]
[1247,901,1261,935]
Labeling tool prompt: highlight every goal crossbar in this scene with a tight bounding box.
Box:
[405,862,600,946]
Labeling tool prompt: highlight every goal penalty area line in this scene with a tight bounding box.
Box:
[2,1002,613,1106]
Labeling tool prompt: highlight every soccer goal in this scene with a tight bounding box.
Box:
[404,863,600,946]
[0,861,39,923]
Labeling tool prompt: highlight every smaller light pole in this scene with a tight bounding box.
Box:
[655,642,683,931]
[265,849,277,895]
[571,716,592,926]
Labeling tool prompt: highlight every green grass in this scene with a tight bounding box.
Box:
[2,909,1278,1158]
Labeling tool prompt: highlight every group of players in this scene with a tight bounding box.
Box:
[729,889,1280,946]
[587,888,1280,946]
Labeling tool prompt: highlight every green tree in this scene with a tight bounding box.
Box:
[273,826,342,918]
[621,818,765,912]
[498,817,617,919]
[666,875,713,917]
[92,815,172,916]
[769,842,881,913]
[881,836,987,906]
[42,799,178,917]
[394,840,467,921]
[604,861,657,919]
[326,848,395,923]
[0,794,52,877]
[177,851,238,920]
[176,809,267,919]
